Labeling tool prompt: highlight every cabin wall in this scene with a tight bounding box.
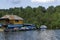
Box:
[9,20,14,24]
[14,20,24,24]
[9,20,23,24]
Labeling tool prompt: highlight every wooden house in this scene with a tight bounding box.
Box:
[0,15,24,24]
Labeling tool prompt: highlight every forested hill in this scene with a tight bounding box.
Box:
[0,6,60,29]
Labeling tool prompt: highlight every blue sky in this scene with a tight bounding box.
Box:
[0,0,60,9]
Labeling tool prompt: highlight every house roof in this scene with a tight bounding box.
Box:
[1,15,23,20]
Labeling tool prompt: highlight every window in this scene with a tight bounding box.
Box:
[15,20,19,22]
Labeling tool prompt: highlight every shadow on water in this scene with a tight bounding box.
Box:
[0,30,60,40]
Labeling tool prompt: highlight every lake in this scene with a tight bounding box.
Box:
[0,30,60,40]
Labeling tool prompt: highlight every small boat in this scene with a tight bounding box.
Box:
[40,25,47,31]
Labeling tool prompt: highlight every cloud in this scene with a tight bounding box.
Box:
[9,0,21,4]
[31,0,55,3]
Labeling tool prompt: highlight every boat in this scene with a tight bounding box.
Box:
[40,25,47,31]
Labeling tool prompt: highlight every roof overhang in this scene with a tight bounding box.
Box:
[0,18,9,20]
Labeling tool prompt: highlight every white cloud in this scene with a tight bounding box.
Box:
[31,0,55,3]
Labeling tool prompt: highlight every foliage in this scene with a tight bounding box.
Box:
[0,5,60,29]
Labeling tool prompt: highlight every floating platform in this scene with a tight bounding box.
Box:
[0,15,37,32]
[0,24,36,32]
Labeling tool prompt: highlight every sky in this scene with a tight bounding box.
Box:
[0,0,60,9]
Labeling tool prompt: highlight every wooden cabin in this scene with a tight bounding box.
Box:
[0,15,24,24]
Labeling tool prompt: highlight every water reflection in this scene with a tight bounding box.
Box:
[40,30,58,40]
[0,30,59,40]
[0,32,5,40]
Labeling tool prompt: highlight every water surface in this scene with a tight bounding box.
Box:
[0,30,60,40]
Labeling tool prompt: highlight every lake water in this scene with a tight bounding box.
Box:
[0,30,60,40]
